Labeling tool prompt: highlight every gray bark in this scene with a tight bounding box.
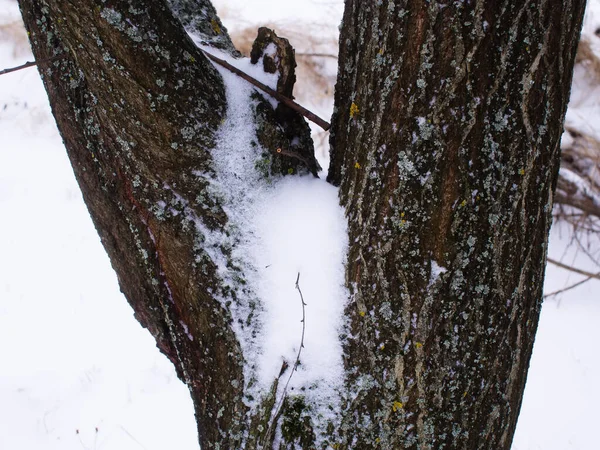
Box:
[19,0,245,445]
[18,0,585,449]
[328,1,585,448]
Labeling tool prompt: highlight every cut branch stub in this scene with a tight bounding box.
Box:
[250,27,321,177]
[251,26,297,100]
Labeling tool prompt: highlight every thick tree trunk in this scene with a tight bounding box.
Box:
[328,1,585,448]
[19,0,585,449]
[19,1,318,447]
[18,0,250,446]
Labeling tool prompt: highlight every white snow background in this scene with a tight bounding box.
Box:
[0,0,599,449]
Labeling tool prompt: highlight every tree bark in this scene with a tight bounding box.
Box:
[18,0,249,446]
[18,0,585,449]
[328,1,585,448]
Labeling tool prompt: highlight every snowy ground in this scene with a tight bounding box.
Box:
[1,0,599,449]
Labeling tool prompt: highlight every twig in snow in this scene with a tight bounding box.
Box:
[292,272,307,374]
[119,425,148,449]
[75,426,100,450]
[262,272,307,447]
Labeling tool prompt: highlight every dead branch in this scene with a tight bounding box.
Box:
[202,49,331,131]
[544,276,592,298]
[296,52,337,59]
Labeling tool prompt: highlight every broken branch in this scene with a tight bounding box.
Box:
[201,49,331,131]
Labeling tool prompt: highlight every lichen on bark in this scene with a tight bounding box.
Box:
[18,0,246,446]
[18,0,587,448]
[328,1,585,448]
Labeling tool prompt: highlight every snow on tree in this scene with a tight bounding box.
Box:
[17,0,585,449]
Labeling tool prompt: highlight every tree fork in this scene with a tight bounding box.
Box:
[18,0,587,448]
[18,0,325,447]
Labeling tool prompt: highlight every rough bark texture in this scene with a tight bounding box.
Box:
[19,0,585,449]
[19,1,319,448]
[328,1,585,449]
[18,0,247,446]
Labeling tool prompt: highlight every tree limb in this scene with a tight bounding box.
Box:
[202,49,331,131]
[544,276,592,298]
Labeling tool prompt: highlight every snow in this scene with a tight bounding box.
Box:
[213,0,343,29]
[184,38,349,433]
[0,65,198,450]
[252,176,347,395]
[512,226,600,450]
[1,0,600,449]
[428,260,447,287]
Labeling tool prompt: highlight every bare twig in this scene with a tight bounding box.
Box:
[292,272,307,372]
[0,50,333,132]
[573,232,600,267]
[0,60,38,76]
[263,272,307,446]
[202,49,331,131]
[547,257,600,281]
[119,425,148,449]
[554,191,600,219]
[0,54,64,76]
[544,276,592,298]
[296,52,337,59]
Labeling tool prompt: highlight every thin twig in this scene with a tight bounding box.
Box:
[0,54,64,76]
[0,51,332,132]
[574,232,600,267]
[544,276,592,298]
[263,272,307,446]
[119,425,148,449]
[296,52,338,59]
[201,49,331,131]
[292,272,307,373]
[0,60,37,76]
[554,191,600,220]
[547,257,600,281]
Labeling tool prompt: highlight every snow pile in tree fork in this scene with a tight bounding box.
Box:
[187,37,349,441]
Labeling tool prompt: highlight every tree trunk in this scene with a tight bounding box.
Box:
[328,1,585,448]
[18,0,585,449]
[18,0,249,446]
